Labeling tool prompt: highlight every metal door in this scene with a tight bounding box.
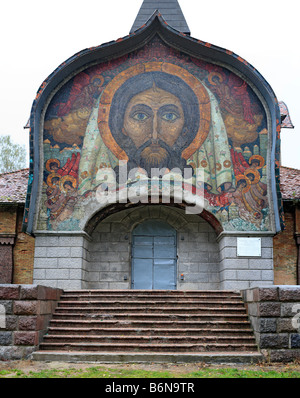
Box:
[132,220,177,290]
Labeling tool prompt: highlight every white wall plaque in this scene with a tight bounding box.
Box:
[237,237,261,257]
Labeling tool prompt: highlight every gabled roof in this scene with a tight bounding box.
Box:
[130,0,190,34]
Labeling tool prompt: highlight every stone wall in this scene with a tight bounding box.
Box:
[32,205,277,291]
[0,284,62,360]
[241,286,300,362]
[33,206,221,290]
[219,235,274,290]
[33,234,89,290]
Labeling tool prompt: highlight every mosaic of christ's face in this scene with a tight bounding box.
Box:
[107,71,201,174]
[122,85,185,171]
[123,85,185,149]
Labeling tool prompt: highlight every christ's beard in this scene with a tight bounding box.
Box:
[114,138,193,183]
[140,144,169,170]
[135,140,173,176]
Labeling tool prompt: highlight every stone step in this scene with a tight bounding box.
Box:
[51,312,249,322]
[54,306,247,315]
[57,300,245,308]
[42,334,256,346]
[62,289,241,296]
[49,319,252,330]
[32,351,264,364]
[47,326,255,337]
[61,290,242,301]
[37,289,259,358]
[39,342,258,353]
[60,293,243,302]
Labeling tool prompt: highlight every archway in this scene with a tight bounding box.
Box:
[83,205,221,290]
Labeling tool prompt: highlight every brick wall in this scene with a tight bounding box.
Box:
[242,286,300,362]
[0,284,62,360]
[0,206,18,283]
[0,206,17,234]
[13,207,35,284]
[273,204,298,285]
[0,205,35,285]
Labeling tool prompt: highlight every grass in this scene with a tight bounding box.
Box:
[0,365,300,378]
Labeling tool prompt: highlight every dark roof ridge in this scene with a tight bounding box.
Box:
[131,0,190,35]
[0,168,29,177]
[280,165,300,172]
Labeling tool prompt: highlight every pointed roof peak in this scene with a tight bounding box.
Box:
[130,0,190,35]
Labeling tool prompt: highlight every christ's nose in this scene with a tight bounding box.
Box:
[150,114,159,141]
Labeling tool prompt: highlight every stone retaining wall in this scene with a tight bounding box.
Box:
[0,284,62,360]
[241,286,300,362]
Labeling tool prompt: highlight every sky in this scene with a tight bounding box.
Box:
[0,0,299,169]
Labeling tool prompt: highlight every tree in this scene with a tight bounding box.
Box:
[0,135,27,173]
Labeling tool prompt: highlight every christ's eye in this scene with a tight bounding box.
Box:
[132,112,149,121]
[161,112,179,122]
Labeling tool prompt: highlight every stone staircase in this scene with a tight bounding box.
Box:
[32,290,262,363]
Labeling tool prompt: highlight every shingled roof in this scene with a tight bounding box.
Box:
[0,168,29,204]
[279,166,300,200]
[130,0,190,34]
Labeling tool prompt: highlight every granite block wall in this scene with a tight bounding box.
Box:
[33,234,89,290]
[241,286,300,362]
[219,235,274,290]
[0,284,62,360]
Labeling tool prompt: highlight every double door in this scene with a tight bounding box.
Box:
[132,220,177,290]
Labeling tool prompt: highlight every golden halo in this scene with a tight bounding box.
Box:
[208,72,224,86]
[249,155,265,169]
[235,174,251,193]
[91,74,105,87]
[46,173,61,189]
[97,62,211,161]
[45,158,61,172]
[59,175,78,194]
[244,168,261,184]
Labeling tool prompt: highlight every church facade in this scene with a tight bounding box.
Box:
[22,2,288,291]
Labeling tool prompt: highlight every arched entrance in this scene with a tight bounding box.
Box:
[132,219,177,290]
[79,205,222,290]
